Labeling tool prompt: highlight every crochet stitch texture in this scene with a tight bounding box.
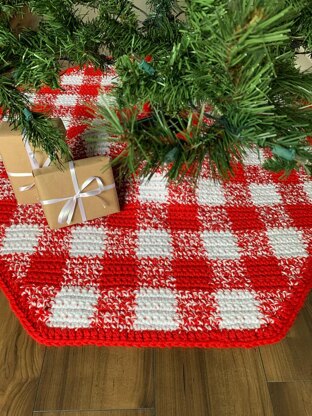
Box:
[0,66,311,347]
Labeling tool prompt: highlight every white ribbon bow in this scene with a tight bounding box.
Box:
[41,160,115,225]
[7,140,51,191]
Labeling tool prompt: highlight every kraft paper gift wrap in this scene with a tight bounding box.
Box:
[33,156,120,229]
[0,118,66,204]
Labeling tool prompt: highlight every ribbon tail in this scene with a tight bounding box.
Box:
[58,198,77,225]
[19,183,35,192]
[24,140,39,170]
[43,157,51,168]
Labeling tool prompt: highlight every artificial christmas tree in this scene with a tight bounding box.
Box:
[93,0,312,181]
[1,1,312,182]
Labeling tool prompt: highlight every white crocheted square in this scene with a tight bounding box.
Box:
[267,227,308,258]
[197,178,225,206]
[139,173,169,203]
[137,229,172,258]
[61,74,84,85]
[1,224,41,254]
[85,139,111,158]
[59,116,72,130]
[201,230,240,259]
[70,226,107,257]
[101,75,117,86]
[215,289,262,329]
[24,92,36,104]
[243,149,264,166]
[55,94,78,107]
[249,183,282,206]
[47,285,100,328]
[303,181,312,201]
[134,287,179,330]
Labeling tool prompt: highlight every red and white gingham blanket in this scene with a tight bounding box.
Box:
[0,66,311,347]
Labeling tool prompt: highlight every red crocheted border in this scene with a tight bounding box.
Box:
[1,255,311,348]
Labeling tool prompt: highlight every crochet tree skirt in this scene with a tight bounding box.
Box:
[0,66,311,348]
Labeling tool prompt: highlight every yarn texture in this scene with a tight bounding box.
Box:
[0,66,311,348]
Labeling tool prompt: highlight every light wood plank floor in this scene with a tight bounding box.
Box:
[0,291,311,416]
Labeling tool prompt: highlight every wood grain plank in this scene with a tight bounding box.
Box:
[0,291,46,416]
[155,348,274,416]
[269,382,312,416]
[34,346,154,411]
[260,293,312,381]
[156,349,208,416]
[33,411,153,416]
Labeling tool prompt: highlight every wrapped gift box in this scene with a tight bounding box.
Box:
[0,118,66,204]
[33,156,120,229]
